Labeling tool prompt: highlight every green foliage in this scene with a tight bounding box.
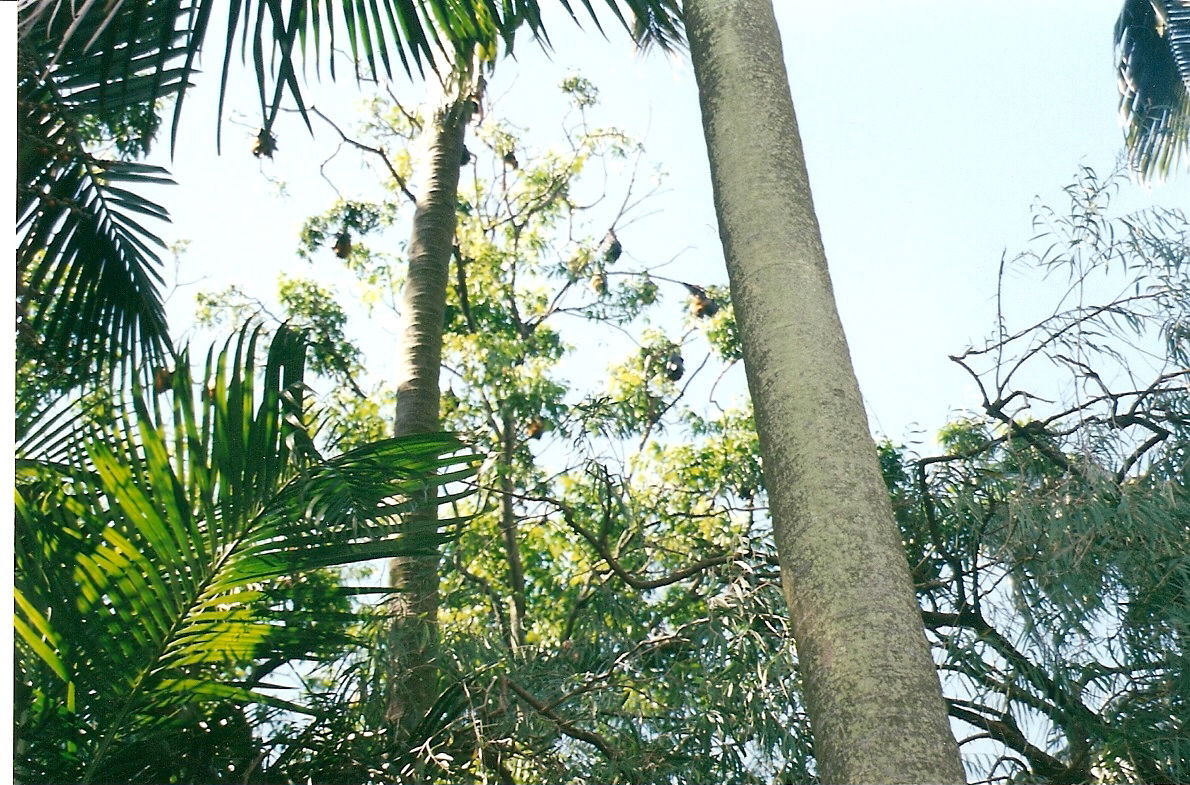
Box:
[196,275,369,408]
[560,73,600,108]
[277,275,365,380]
[892,170,1189,784]
[14,323,480,783]
[192,80,818,783]
[15,0,684,391]
[377,87,801,782]
[182,78,1188,785]
[298,200,399,262]
[694,286,742,362]
[74,100,163,159]
[18,0,681,153]
[17,66,174,381]
[1115,0,1190,180]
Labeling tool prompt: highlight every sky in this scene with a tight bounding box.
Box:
[7,5,1186,776]
[143,0,1189,446]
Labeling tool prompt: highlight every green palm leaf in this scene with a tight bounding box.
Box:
[16,0,682,378]
[1116,0,1190,180]
[14,323,480,784]
[16,2,199,377]
[17,64,175,379]
[20,0,683,144]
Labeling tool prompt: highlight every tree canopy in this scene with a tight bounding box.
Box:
[13,3,1190,783]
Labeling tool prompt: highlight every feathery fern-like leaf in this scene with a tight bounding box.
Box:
[17,64,174,379]
[14,324,480,783]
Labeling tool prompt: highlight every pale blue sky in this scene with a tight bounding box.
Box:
[151,1,1188,444]
[8,6,1183,774]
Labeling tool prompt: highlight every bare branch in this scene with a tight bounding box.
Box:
[309,105,418,204]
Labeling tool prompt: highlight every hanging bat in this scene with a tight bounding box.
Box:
[154,367,174,394]
[683,283,720,318]
[600,230,622,263]
[333,230,352,259]
[663,351,685,381]
[252,129,277,158]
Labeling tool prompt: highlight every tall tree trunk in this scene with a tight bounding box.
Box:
[499,411,528,649]
[684,2,966,782]
[386,94,471,733]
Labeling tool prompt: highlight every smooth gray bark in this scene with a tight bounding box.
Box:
[684,1,966,782]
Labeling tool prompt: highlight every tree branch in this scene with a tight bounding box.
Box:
[945,701,1073,783]
[309,105,418,204]
[503,677,619,761]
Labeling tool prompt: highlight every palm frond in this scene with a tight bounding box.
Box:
[14,323,480,784]
[19,1,684,143]
[1115,0,1190,180]
[16,3,195,379]
[17,61,175,379]
[14,0,684,377]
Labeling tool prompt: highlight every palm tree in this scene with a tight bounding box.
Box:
[14,322,480,783]
[15,1,681,378]
[381,10,676,733]
[19,2,967,779]
[384,82,475,734]
[18,0,682,750]
[681,1,965,781]
[17,45,175,383]
[1115,0,1190,180]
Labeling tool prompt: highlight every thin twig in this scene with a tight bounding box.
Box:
[308,105,418,204]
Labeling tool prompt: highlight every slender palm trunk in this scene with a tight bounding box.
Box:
[386,94,470,732]
[684,2,965,782]
[499,411,527,649]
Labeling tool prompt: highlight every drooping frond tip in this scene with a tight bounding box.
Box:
[549,0,685,53]
[1115,0,1190,181]
[628,0,686,52]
